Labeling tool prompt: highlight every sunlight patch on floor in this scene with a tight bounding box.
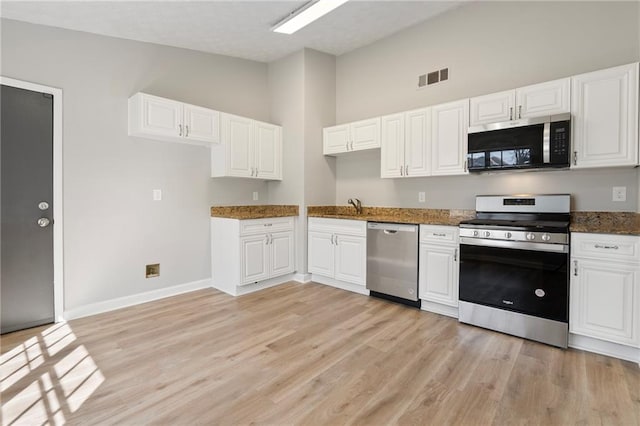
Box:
[1,322,104,425]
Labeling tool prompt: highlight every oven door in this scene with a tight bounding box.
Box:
[459,238,569,323]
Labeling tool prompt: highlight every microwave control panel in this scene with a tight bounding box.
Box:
[549,121,570,164]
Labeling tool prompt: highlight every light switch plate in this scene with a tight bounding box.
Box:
[253,191,259,201]
[418,192,426,203]
[612,186,626,202]
[153,189,162,201]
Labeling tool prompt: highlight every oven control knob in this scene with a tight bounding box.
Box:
[473,230,479,237]
[526,233,536,241]
[541,233,551,242]
[505,232,512,239]
[484,231,491,238]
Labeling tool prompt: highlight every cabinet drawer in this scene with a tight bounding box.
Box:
[420,225,458,244]
[572,233,640,263]
[308,217,367,237]
[240,217,294,236]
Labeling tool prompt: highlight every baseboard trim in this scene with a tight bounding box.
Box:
[310,274,369,296]
[421,300,459,318]
[64,278,212,320]
[569,333,640,364]
[233,274,297,296]
[293,273,312,283]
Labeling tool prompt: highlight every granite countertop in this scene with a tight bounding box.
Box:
[309,206,640,236]
[211,205,299,219]
[570,212,640,236]
[307,206,476,226]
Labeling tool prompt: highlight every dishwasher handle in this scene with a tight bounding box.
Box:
[383,229,398,235]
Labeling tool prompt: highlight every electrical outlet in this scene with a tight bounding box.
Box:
[153,189,162,201]
[612,186,627,202]
[145,263,159,278]
[253,191,259,201]
[418,192,426,203]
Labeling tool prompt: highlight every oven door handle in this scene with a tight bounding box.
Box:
[459,237,568,253]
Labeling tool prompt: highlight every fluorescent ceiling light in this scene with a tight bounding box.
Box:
[272,0,350,35]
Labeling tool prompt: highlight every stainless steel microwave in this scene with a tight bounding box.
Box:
[467,113,570,172]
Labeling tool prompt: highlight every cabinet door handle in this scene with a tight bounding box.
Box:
[400,166,404,176]
[178,124,183,136]
[509,107,513,121]
[573,151,578,166]
[573,260,578,276]
[594,244,619,250]
[265,235,270,245]
[464,160,468,173]
[255,168,259,177]
[433,233,446,237]
[185,125,189,137]
[454,248,458,262]
[518,105,522,119]
[405,165,409,176]
[330,235,334,245]
[335,235,338,245]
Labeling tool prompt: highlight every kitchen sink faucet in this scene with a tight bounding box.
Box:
[348,198,362,214]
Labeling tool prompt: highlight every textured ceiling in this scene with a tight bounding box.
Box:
[0,1,464,63]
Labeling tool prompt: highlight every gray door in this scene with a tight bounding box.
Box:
[1,84,54,334]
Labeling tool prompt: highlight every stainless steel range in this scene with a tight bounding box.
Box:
[458,194,570,348]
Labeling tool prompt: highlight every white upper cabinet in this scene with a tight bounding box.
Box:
[571,62,639,169]
[128,93,219,146]
[469,78,570,126]
[183,104,220,143]
[254,121,282,180]
[211,113,283,180]
[431,99,469,176]
[470,90,514,126]
[323,118,381,155]
[517,78,570,119]
[381,109,431,179]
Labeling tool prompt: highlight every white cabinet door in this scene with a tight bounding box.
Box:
[516,78,570,119]
[334,234,366,286]
[380,113,405,178]
[571,62,639,168]
[351,117,381,151]
[223,114,254,178]
[270,231,294,278]
[570,259,639,347]
[469,90,514,126]
[431,99,469,176]
[405,108,431,177]
[323,124,350,155]
[254,121,282,180]
[183,104,219,144]
[308,231,334,277]
[240,234,270,285]
[418,244,458,307]
[139,93,183,139]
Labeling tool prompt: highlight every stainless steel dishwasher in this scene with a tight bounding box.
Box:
[366,222,420,307]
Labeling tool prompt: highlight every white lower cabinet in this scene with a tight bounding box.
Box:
[418,225,459,317]
[569,233,640,362]
[212,216,295,296]
[308,218,367,294]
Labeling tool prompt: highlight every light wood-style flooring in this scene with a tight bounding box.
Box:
[2,282,639,425]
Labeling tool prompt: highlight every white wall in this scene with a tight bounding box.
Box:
[268,49,337,273]
[335,1,640,212]
[1,19,272,310]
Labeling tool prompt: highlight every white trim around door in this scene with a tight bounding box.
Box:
[1,76,64,324]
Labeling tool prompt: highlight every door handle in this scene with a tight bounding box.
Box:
[37,217,51,228]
